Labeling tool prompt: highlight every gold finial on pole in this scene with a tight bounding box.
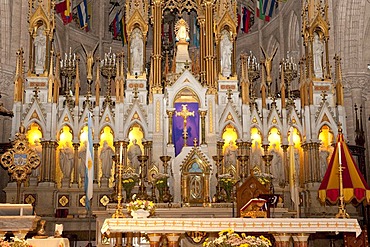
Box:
[335,141,349,218]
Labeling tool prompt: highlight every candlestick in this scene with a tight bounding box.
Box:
[119,143,123,164]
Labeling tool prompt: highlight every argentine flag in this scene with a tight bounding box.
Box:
[85,112,94,210]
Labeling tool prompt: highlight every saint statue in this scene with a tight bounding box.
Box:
[220,32,232,77]
[224,140,237,168]
[127,139,142,173]
[251,141,263,170]
[34,26,46,71]
[59,143,74,179]
[313,33,324,78]
[175,19,190,42]
[270,144,284,185]
[78,143,87,179]
[130,28,144,75]
[32,140,42,179]
[100,141,114,178]
[288,147,300,184]
[319,148,330,179]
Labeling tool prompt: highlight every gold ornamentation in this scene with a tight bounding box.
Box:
[226,113,234,121]
[163,0,198,15]
[185,231,207,244]
[79,195,86,207]
[100,195,110,207]
[59,195,69,207]
[1,124,41,182]
[24,194,36,205]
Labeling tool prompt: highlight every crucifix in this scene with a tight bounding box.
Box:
[175,104,194,147]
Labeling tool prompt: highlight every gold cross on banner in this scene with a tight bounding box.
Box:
[175,104,194,147]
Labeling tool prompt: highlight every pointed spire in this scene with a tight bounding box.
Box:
[280,61,286,109]
[261,62,266,109]
[95,57,101,106]
[47,49,55,102]
[74,55,80,107]
[54,53,61,103]
[115,55,121,103]
[334,54,343,105]
[14,48,25,102]
[120,52,125,103]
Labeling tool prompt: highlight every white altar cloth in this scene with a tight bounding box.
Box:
[101,218,362,237]
[27,237,70,247]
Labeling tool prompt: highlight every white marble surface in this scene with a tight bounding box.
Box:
[102,217,362,237]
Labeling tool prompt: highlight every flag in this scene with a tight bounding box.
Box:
[111,12,120,38]
[257,0,276,22]
[55,0,73,25]
[85,112,94,210]
[289,127,299,206]
[110,11,126,46]
[77,0,89,31]
[120,13,127,46]
[242,6,251,33]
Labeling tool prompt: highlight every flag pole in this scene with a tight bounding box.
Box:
[85,111,94,246]
[335,141,349,218]
[87,207,92,247]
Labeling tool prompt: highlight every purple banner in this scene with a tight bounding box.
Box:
[173,102,199,156]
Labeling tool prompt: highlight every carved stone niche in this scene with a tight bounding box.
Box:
[236,175,269,217]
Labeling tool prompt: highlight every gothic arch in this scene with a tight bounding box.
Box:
[288,11,301,56]
[99,124,115,138]
[124,121,147,141]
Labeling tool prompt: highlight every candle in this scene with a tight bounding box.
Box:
[338,142,342,165]
[119,143,123,164]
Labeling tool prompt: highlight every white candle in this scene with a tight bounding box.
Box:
[119,143,123,164]
[338,142,342,165]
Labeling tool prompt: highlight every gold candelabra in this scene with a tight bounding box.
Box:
[137,155,149,199]
[159,155,173,203]
[237,155,249,182]
[246,51,260,99]
[281,56,298,102]
[160,155,171,174]
[212,155,224,202]
[60,47,77,109]
[101,47,116,111]
[213,155,224,179]
[262,154,273,173]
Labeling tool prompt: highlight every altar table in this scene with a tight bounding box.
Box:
[101,217,362,237]
[27,237,70,247]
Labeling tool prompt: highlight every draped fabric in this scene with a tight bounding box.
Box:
[318,130,370,205]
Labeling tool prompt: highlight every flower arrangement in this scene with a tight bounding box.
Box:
[122,172,139,191]
[203,229,272,247]
[126,196,155,214]
[0,237,32,247]
[153,173,169,189]
[252,167,273,185]
[219,174,238,190]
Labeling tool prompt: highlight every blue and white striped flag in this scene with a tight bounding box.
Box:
[85,112,94,210]
[77,0,89,31]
